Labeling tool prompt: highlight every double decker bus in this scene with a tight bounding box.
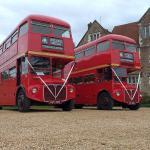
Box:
[0,15,76,112]
[69,34,142,110]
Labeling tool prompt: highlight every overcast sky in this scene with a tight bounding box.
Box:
[0,0,149,45]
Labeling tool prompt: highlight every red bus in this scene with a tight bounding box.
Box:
[0,15,76,112]
[68,34,142,110]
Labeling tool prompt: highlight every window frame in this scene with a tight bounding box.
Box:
[19,22,29,37]
[97,40,110,52]
[11,30,18,44]
[75,51,85,59]
[85,46,96,56]
[31,20,51,35]
[112,40,125,51]
[9,67,17,78]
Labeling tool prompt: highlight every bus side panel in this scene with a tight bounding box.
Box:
[0,78,16,106]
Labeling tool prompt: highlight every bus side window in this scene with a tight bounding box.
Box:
[2,70,9,80]
[9,67,17,78]
[84,74,95,83]
[19,22,28,37]
[74,77,83,85]
[68,78,73,84]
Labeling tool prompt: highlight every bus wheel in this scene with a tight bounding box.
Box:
[62,100,74,111]
[128,104,140,110]
[0,107,2,110]
[97,92,113,110]
[17,90,31,112]
[74,104,83,109]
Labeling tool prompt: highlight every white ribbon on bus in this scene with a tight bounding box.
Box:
[111,68,141,101]
[26,57,75,100]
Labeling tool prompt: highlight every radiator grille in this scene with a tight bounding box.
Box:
[125,90,139,103]
[44,84,66,102]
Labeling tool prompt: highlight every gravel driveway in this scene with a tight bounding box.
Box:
[0,107,150,150]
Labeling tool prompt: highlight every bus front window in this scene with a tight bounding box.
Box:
[126,43,137,52]
[54,26,70,38]
[30,56,50,75]
[112,41,125,51]
[113,67,127,82]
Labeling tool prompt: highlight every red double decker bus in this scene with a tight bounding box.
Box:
[0,15,76,112]
[69,34,142,110]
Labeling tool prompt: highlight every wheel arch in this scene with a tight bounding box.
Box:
[97,89,111,101]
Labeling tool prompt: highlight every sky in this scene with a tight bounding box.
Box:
[0,0,149,45]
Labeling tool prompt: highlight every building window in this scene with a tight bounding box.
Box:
[127,75,139,84]
[140,25,150,39]
[88,32,101,42]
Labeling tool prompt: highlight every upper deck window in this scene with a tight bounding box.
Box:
[0,45,3,54]
[54,26,70,38]
[125,43,137,52]
[75,51,84,59]
[5,38,11,49]
[97,41,110,52]
[12,30,18,44]
[31,21,51,34]
[112,41,125,50]
[19,22,28,37]
[85,46,96,56]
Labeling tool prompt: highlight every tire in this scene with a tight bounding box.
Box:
[17,90,31,112]
[97,92,113,110]
[0,107,2,110]
[122,103,127,109]
[62,100,74,111]
[74,104,83,109]
[128,103,140,110]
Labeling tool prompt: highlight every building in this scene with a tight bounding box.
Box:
[77,20,110,47]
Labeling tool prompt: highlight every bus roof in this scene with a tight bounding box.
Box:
[75,34,136,52]
[20,14,70,28]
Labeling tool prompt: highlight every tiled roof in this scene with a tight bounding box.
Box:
[112,22,139,44]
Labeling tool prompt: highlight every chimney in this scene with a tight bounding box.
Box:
[88,22,92,29]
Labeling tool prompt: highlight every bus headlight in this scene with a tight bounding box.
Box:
[116,91,120,96]
[69,87,74,93]
[32,88,38,94]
